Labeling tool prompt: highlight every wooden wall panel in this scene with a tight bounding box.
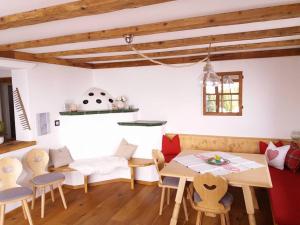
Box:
[166,133,298,154]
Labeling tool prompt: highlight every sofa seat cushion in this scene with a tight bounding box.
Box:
[269,167,300,225]
[0,187,32,202]
[32,172,65,185]
[194,191,233,208]
[162,176,180,187]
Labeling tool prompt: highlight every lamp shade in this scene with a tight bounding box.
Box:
[203,60,220,87]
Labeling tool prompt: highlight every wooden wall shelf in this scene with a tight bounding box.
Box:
[0,141,36,154]
[118,120,167,127]
[59,108,139,116]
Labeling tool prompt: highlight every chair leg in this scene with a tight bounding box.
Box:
[41,187,45,218]
[196,211,203,225]
[31,186,36,210]
[22,203,27,220]
[167,188,170,205]
[220,214,226,225]
[0,204,5,225]
[50,185,55,202]
[22,200,33,225]
[58,184,67,209]
[182,197,189,221]
[159,187,166,216]
[225,212,231,225]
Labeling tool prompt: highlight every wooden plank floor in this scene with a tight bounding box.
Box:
[4,183,273,225]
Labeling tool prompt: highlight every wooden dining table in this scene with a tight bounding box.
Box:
[160,150,272,225]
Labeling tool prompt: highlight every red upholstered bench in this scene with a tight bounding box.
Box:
[259,141,300,225]
[268,167,300,225]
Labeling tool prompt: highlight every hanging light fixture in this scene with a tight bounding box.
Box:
[202,43,220,87]
[123,34,222,87]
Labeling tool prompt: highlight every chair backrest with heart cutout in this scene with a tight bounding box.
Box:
[0,157,23,191]
[193,173,228,211]
[26,149,49,177]
[152,150,165,184]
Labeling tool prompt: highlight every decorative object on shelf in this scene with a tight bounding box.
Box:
[65,102,78,112]
[0,121,5,144]
[207,155,230,166]
[36,112,50,136]
[13,88,31,130]
[80,87,115,111]
[291,131,300,140]
[115,96,128,109]
[124,34,233,87]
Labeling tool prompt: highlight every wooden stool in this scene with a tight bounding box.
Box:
[0,158,33,225]
[26,149,67,218]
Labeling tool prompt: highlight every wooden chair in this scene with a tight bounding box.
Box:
[187,173,233,225]
[0,157,33,225]
[152,150,188,220]
[25,149,67,218]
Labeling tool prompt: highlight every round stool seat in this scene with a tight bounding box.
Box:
[32,172,65,185]
[0,187,32,202]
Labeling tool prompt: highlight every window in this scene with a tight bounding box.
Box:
[203,71,243,116]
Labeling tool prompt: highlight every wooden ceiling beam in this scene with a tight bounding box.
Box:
[1,3,299,51]
[0,0,173,30]
[68,39,300,63]
[92,48,300,69]
[0,51,93,69]
[36,26,300,58]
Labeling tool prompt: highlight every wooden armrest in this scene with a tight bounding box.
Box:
[48,165,76,172]
[128,158,154,167]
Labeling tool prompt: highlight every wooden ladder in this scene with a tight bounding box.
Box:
[13,88,31,130]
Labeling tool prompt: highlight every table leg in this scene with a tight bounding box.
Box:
[84,176,88,193]
[242,186,256,225]
[170,177,187,225]
[250,186,259,210]
[130,167,135,190]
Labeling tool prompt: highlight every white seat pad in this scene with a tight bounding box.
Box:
[69,156,128,176]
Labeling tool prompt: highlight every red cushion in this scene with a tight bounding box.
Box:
[285,142,300,172]
[259,141,283,154]
[164,154,177,163]
[268,167,300,225]
[162,135,181,155]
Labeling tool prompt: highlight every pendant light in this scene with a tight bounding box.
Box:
[203,43,220,87]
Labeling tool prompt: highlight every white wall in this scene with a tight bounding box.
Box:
[11,63,93,148]
[92,56,300,139]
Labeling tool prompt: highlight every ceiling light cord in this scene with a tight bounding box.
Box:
[124,34,208,68]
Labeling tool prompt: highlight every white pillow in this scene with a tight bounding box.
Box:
[265,142,290,170]
[114,139,137,160]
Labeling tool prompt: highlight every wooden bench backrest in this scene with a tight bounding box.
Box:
[166,133,298,154]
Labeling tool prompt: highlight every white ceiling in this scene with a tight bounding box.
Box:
[0,0,299,58]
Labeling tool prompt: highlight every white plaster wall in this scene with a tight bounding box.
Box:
[92,56,300,139]
[12,64,94,148]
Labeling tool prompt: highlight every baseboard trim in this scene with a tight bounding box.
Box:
[63,178,157,189]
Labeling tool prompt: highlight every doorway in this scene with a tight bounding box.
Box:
[0,77,16,141]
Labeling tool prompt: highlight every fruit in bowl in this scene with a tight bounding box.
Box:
[207,155,230,166]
